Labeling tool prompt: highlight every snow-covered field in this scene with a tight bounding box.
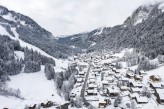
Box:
[0,66,64,109]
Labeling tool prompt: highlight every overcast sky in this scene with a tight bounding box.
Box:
[0,0,163,36]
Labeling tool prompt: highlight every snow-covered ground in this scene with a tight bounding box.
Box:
[0,66,64,109]
[14,51,24,60]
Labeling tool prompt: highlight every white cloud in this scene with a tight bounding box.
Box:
[0,0,163,36]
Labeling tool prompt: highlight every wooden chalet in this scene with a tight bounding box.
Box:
[99,90,108,96]
[134,75,143,81]
[149,75,161,82]
[126,72,135,79]
[98,98,111,108]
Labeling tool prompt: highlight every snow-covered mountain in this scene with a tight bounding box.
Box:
[0,5,77,59]
[58,2,164,59]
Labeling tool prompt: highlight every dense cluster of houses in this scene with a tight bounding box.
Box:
[70,53,164,108]
[83,54,164,108]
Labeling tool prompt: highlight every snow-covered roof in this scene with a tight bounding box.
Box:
[89,75,96,79]
[131,87,142,92]
[88,84,97,88]
[107,76,113,81]
[77,78,83,82]
[79,72,85,75]
[89,78,96,82]
[140,70,146,74]
[131,82,143,87]
[87,89,97,93]
[120,86,129,90]
[156,89,164,94]
[136,96,148,103]
[101,80,109,84]
[150,83,162,88]
[127,72,135,77]
[135,75,142,78]
[129,93,139,98]
[158,93,164,100]
[108,87,120,93]
[99,98,106,104]
[120,77,130,81]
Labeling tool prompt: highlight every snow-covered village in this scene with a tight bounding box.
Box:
[1,0,164,109]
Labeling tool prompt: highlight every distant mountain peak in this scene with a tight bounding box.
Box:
[124,2,163,26]
[0,5,8,14]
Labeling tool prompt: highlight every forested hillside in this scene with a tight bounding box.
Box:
[0,6,77,59]
[58,2,164,60]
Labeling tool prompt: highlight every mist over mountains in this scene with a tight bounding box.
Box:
[57,2,164,59]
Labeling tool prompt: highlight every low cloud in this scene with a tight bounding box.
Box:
[0,0,162,36]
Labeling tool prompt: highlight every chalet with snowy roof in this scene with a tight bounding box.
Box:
[86,89,97,95]
[156,93,164,104]
[154,89,164,97]
[131,87,142,93]
[139,70,147,76]
[126,72,135,79]
[149,82,162,89]
[102,80,110,89]
[89,78,96,84]
[76,78,83,83]
[75,83,82,88]
[107,86,120,97]
[99,90,108,96]
[129,93,139,99]
[88,84,97,90]
[98,98,111,108]
[135,96,148,104]
[119,86,130,91]
[130,82,143,88]
[119,77,130,86]
[134,75,143,81]
[149,75,161,82]
[106,76,114,83]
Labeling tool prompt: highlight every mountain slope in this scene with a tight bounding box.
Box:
[58,2,164,59]
[0,5,77,59]
[57,27,111,51]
